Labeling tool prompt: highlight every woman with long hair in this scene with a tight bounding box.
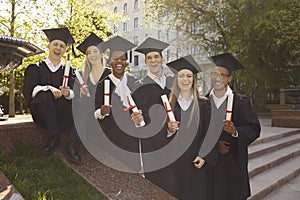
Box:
[162,55,215,199]
[69,33,111,164]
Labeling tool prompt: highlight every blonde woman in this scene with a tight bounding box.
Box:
[163,55,215,200]
[69,33,110,164]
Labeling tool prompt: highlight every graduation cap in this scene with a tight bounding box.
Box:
[98,36,136,62]
[42,27,75,45]
[98,36,136,53]
[76,33,104,54]
[167,55,201,74]
[209,52,244,74]
[135,37,169,56]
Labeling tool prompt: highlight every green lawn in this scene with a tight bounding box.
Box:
[0,144,107,200]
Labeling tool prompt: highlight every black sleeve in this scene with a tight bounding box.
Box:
[95,80,105,110]
[22,64,40,105]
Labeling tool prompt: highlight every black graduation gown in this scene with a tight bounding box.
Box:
[210,91,261,200]
[71,68,111,141]
[95,74,141,170]
[147,97,213,200]
[23,61,75,134]
[132,75,174,152]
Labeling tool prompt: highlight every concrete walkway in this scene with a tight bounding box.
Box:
[258,118,299,138]
[1,115,299,200]
[1,115,299,136]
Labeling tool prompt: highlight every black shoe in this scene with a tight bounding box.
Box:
[64,142,81,164]
[42,135,59,153]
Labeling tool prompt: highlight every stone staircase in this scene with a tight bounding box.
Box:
[248,130,300,200]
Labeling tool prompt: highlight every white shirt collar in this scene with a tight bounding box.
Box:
[178,94,194,111]
[147,70,166,89]
[45,57,63,72]
[108,73,121,86]
[210,86,233,109]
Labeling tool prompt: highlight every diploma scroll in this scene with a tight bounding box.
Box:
[225,94,234,121]
[104,80,110,105]
[161,94,176,122]
[62,61,71,87]
[103,79,110,116]
[74,70,90,97]
[126,94,145,127]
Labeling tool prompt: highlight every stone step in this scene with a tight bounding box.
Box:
[248,142,300,178]
[261,174,300,200]
[248,156,300,200]
[248,132,300,159]
[251,130,300,146]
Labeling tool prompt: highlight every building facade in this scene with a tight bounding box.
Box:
[102,0,213,95]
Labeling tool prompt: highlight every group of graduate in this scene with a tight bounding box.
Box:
[23,27,261,200]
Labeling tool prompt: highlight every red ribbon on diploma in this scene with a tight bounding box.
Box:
[164,102,173,113]
[124,96,136,111]
[63,75,69,87]
[225,110,232,121]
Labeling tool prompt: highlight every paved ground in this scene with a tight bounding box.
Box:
[258,118,299,138]
[0,114,33,125]
[1,114,299,200]
[1,115,299,137]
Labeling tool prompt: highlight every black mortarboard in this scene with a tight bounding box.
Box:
[76,33,104,54]
[209,52,244,74]
[167,55,201,74]
[135,37,169,55]
[98,35,136,53]
[42,27,75,45]
[98,36,136,62]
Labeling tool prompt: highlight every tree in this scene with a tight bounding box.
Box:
[0,0,122,115]
[146,0,300,111]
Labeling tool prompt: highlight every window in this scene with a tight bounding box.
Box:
[133,36,139,45]
[167,30,171,40]
[134,55,139,66]
[191,45,195,55]
[191,23,196,34]
[123,22,128,31]
[134,18,139,29]
[114,7,118,13]
[176,48,181,59]
[176,27,183,38]
[113,25,118,33]
[134,0,138,10]
[124,3,128,13]
[167,49,171,62]
[158,30,163,40]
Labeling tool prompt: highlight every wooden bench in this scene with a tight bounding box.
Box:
[271,110,300,128]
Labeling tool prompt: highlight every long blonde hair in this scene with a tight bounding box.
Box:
[82,48,104,84]
[169,74,199,110]
[169,73,200,126]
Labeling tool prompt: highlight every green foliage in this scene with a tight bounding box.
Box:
[0,145,106,200]
[0,0,122,113]
[146,0,300,110]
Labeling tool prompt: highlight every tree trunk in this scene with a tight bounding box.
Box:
[9,70,15,117]
[253,78,266,113]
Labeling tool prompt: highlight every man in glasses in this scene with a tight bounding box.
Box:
[208,52,261,200]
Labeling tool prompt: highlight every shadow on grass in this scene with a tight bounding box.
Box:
[0,143,107,200]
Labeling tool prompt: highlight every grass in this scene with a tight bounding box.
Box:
[0,144,107,200]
